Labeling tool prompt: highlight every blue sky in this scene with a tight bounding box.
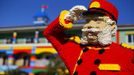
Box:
[0,0,133,27]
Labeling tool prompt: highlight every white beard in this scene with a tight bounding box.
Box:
[81,25,113,46]
[97,25,112,46]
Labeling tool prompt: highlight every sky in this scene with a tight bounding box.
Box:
[0,0,134,27]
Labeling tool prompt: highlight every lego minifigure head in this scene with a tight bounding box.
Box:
[80,0,118,46]
[81,14,117,46]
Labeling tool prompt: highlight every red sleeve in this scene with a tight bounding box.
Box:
[130,51,134,74]
[43,16,66,51]
[127,50,134,74]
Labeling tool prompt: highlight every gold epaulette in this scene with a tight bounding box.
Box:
[59,10,73,29]
[69,36,81,44]
[121,43,134,50]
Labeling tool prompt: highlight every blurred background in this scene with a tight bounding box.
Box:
[0,0,134,75]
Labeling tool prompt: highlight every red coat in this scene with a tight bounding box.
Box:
[43,17,134,75]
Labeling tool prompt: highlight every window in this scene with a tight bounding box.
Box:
[0,39,7,44]
[35,53,55,67]
[17,38,26,44]
[127,34,134,44]
[34,38,39,43]
[6,38,12,44]
[26,38,34,43]
[39,38,46,43]
[14,53,30,66]
[39,38,51,44]
[0,52,7,65]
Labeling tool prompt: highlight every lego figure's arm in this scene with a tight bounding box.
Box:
[130,51,134,74]
[120,43,134,74]
[126,48,134,74]
[43,6,87,51]
[43,10,72,51]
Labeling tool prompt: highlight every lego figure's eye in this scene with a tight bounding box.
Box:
[93,18,98,21]
[85,19,91,23]
[93,18,103,24]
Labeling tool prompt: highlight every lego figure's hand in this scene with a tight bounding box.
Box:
[59,5,87,29]
[65,5,87,22]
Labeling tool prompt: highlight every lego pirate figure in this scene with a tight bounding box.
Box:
[43,0,134,75]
